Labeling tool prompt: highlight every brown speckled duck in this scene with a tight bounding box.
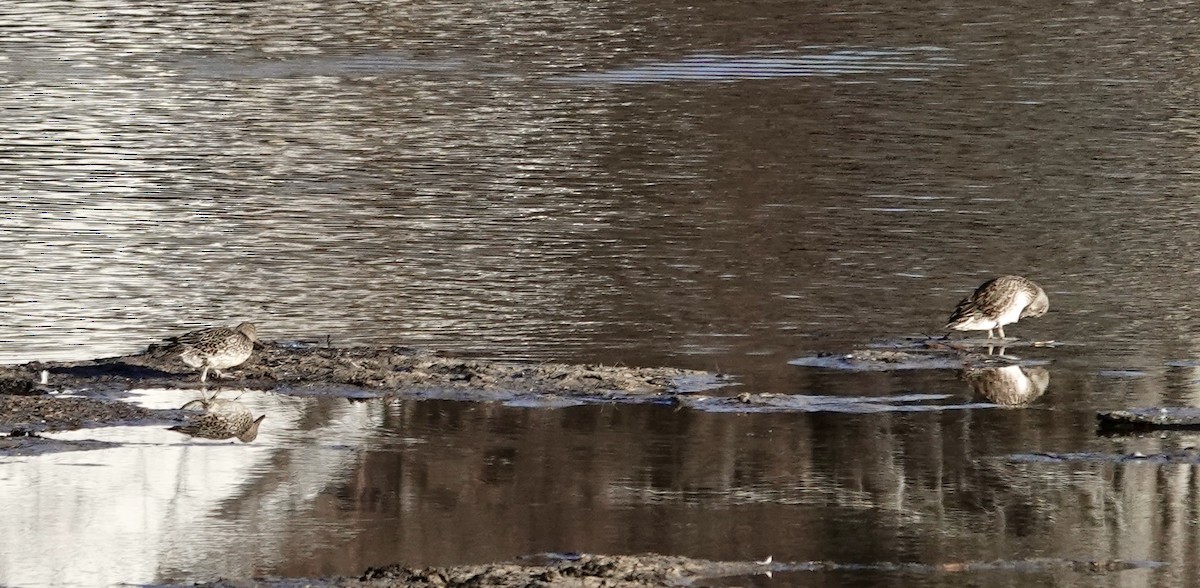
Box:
[946,276,1048,339]
[163,322,258,382]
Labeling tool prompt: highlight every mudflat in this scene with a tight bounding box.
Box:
[3,341,724,397]
[180,552,1157,588]
[0,341,727,440]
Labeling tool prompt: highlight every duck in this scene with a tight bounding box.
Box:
[946,275,1048,339]
[161,322,258,382]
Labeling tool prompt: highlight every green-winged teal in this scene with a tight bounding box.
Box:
[164,322,257,382]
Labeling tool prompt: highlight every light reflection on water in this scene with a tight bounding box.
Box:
[555,47,959,84]
[5,0,1200,585]
[0,389,398,586]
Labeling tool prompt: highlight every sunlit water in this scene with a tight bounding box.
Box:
[3,0,1200,586]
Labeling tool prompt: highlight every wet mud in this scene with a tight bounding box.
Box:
[673,392,996,413]
[0,394,156,432]
[789,337,1055,372]
[0,342,728,448]
[1096,408,1200,432]
[0,394,177,456]
[1006,449,1200,464]
[0,430,119,456]
[2,341,726,399]
[183,552,1161,588]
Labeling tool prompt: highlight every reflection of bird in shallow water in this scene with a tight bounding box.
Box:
[170,395,265,442]
[160,322,258,383]
[965,365,1050,406]
[946,275,1048,340]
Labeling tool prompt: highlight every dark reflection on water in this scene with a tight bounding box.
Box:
[4,0,1200,585]
[196,384,1190,586]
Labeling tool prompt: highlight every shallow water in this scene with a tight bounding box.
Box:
[3,0,1200,586]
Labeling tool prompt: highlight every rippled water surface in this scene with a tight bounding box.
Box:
[4,0,1200,586]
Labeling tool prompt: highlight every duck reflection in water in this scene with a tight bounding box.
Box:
[170,394,265,442]
[964,365,1049,406]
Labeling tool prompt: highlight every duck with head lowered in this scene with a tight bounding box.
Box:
[160,321,258,382]
[946,275,1048,339]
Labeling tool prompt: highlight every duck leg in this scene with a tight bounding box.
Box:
[997,325,1006,339]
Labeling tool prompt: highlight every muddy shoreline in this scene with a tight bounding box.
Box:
[182,552,1159,588]
[0,342,1177,584]
[4,341,727,398]
[0,341,728,439]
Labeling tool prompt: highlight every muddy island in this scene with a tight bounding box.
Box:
[0,341,729,439]
[183,552,1158,588]
[4,341,727,398]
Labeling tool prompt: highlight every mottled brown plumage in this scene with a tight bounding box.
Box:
[965,365,1049,406]
[163,322,258,382]
[946,276,1048,339]
[171,396,265,442]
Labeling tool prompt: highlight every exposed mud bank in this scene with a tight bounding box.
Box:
[0,342,728,448]
[0,395,176,455]
[1097,408,1200,432]
[184,552,1160,588]
[0,395,155,432]
[1,342,726,399]
[1007,449,1200,464]
[673,392,997,414]
[352,554,765,588]
[789,337,1057,372]
[183,554,759,588]
[0,430,119,456]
